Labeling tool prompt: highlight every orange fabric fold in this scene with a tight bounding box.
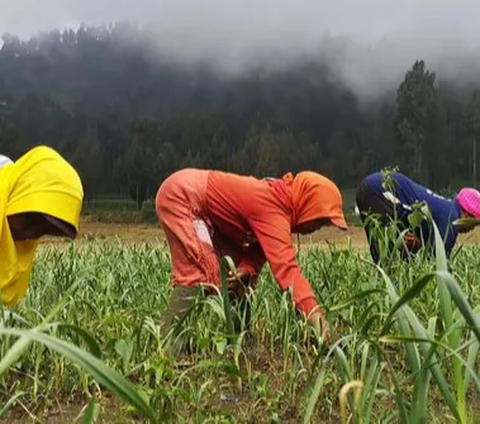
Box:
[282,171,347,229]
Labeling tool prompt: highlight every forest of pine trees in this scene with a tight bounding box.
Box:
[1,24,480,207]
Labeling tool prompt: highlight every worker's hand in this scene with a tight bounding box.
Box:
[308,311,334,345]
[226,267,251,299]
[404,232,421,251]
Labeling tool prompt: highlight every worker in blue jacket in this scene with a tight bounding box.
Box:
[356,171,480,263]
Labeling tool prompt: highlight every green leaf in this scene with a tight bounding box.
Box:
[214,335,228,355]
[464,330,480,395]
[363,354,383,424]
[115,339,134,367]
[436,270,480,344]
[378,267,460,421]
[378,267,421,374]
[410,318,436,424]
[56,323,102,359]
[302,344,339,424]
[81,397,101,424]
[408,210,425,228]
[220,256,236,338]
[382,334,480,395]
[375,342,409,424]
[380,272,436,336]
[0,328,158,423]
[329,289,385,312]
[220,361,242,378]
[0,391,25,420]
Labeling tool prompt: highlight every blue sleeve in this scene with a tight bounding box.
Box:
[416,199,459,258]
[422,213,458,258]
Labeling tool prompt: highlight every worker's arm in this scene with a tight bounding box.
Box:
[248,213,323,315]
[248,213,331,342]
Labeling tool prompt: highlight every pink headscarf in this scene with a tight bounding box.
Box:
[457,188,480,217]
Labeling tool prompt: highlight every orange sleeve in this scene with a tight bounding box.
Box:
[247,212,321,316]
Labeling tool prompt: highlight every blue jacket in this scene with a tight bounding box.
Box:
[364,172,462,256]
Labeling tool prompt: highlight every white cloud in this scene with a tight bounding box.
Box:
[2,0,480,98]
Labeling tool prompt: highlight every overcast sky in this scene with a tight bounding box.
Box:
[2,0,480,98]
[2,0,480,43]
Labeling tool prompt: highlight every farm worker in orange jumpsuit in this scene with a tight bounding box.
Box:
[156,169,348,344]
[0,146,84,306]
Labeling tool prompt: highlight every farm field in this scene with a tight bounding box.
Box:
[2,220,480,423]
[42,219,480,248]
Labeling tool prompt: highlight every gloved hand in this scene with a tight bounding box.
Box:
[308,311,336,345]
[404,232,421,251]
[226,267,252,300]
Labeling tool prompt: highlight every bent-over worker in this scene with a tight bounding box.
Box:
[0,146,84,306]
[356,171,480,263]
[156,169,348,344]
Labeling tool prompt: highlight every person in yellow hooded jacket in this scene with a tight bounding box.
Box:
[0,145,84,306]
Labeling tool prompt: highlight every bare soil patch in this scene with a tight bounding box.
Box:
[39,219,480,251]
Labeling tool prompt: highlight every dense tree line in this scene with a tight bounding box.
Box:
[1,24,480,207]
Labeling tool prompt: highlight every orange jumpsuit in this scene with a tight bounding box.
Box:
[156,168,344,316]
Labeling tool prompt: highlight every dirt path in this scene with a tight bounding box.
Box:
[39,219,480,250]
[38,219,366,248]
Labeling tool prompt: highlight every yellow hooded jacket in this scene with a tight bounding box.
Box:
[0,146,83,306]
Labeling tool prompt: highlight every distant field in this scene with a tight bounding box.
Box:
[82,195,156,224]
[82,195,139,214]
[82,188,361,225]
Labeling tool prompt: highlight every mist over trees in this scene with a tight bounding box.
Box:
[1,24,480,207]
